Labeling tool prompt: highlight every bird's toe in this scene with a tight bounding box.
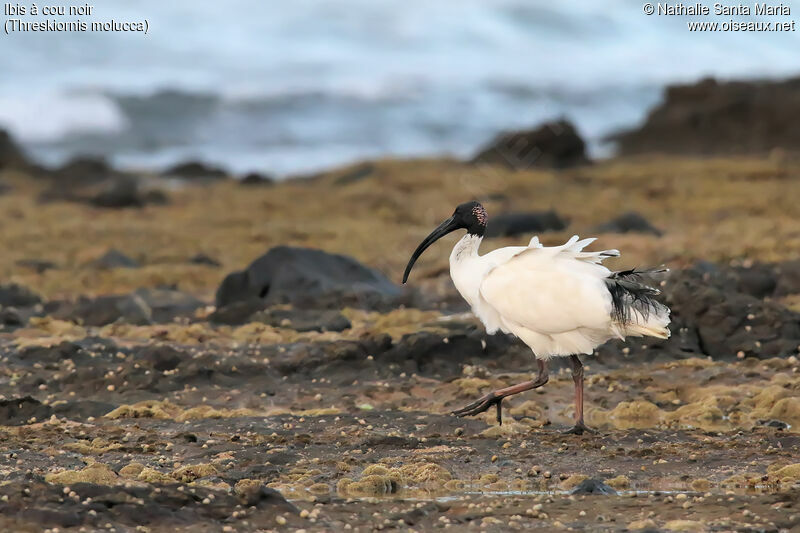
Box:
[562,423,596,435]
[451,394,501,418]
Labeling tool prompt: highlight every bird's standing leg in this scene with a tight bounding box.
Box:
[563,354,595,435]
[452,359,548,425]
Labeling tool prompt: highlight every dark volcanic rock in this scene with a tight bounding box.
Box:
[188,253,222,267]
[240,172,274,186]
[15,259,58,273]
[470,120,589,170]
[251,309,352,332]
[89,249,140,269]
[0,129,30,171]
[592,212,663,236]
[0,481,297,530]
[237,484,299,512]
[0,307,23,326]
[43,286,196,328]
[215,246,402,310]
[90,176,169,208]
[19,341,82,363]
[133,288,203,323]
[0,283,42,308]
[164,161,228,181]
[671,261,800,301]
[138,344,186,371]
[52,156,117,186]
[571,478,617,495]
[611,77,800,155]
[211,301,352,331]
[485,210,568,238]
[209,299,267,325]
[49,294,152,326]
[374,323,524,379]
[663,264,800,359]
[0,396,53,425]
[774,259,800,296]
[595,261,800,364]
[333,162,375,185]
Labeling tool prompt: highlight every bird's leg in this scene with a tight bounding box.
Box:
[563,354,595,435]
[452,359,548,425]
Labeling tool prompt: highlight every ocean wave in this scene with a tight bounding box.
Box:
[2,0,799,175]
[0,92,128,143]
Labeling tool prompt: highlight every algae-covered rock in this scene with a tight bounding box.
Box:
[137,468,174,484]
[766,397,800,426]
[171,463,219,483]
[721,473,760,487]
[46,463,120,485]
[480,420,533,437]
[308,483,330,494]
[234,478,262,498]
[119,463,145,479]
[691,478,712,491]
[177,405,261,421]
[479,473,500,486]
[453,377,491,397]
[772,463,800,482]
[628,519,657,530]
[507,399,547,419]
[606,400,664,429]
[751,385,789,411]
[361,464,390,477]
[399,462,452,485]
[344,474,396,496]
[336,477,354,494]
[444,479,466,491]
[63,437,123,454]
[105,400,179,420]
[665,399,726,429]
[606,475,630,489]
[485,480,508,491]
[561,474,589,490]
[106,400,262,422]
[664,519,705,532]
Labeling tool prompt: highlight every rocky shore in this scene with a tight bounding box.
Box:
[2,80,800,531]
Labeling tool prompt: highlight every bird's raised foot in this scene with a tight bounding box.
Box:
[562,422,596,435]
[451,393,504,424]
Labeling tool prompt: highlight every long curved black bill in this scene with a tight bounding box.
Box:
[402,216,459,284]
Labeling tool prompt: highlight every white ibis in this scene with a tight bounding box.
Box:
[402,201,671,434]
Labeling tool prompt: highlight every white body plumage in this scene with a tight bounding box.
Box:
[449,233,671,360]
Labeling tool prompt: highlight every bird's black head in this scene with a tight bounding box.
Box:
[453,201,488,237]
[402,201,488,284]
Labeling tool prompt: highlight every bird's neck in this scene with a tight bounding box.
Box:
[450,233,483,264]
[448,233,484,308]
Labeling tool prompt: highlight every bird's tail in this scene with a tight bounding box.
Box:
[605,268,671,339]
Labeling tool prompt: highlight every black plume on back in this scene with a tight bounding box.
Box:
[605,268,668,324]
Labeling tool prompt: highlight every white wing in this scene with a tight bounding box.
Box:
[477,236,619,356]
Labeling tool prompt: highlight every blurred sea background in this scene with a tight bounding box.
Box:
[2,0,800,177]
